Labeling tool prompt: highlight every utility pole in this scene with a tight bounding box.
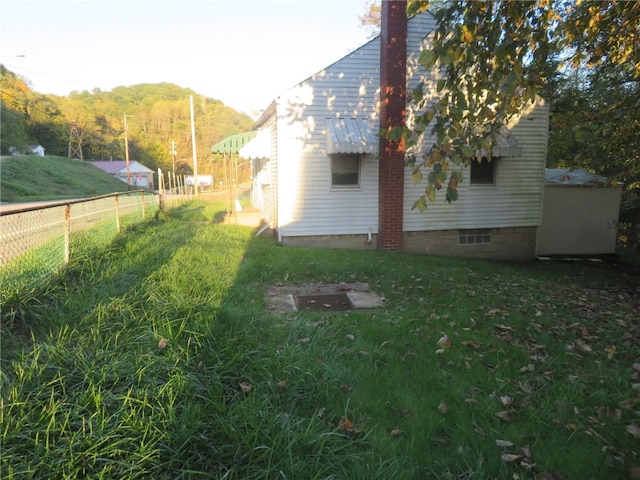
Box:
[190,96,199,197]
[123,114,132,187]
[170,140,177,176]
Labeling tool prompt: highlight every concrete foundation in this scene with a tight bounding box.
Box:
[279,226,537,261]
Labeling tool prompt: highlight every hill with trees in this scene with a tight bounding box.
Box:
[0,66,254,184]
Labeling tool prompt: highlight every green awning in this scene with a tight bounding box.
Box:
[211,131,257,155]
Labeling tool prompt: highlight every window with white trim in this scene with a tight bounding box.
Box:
[331,154,360,186]
[470,156,497,185]
[459,228,491,245]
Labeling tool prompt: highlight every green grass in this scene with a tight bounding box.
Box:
[0,155,134,202]
[1,199,639,479]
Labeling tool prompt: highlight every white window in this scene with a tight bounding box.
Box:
[331,154,360,187]
[470,157,497,185]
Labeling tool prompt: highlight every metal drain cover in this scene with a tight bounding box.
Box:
[294,293,354,311]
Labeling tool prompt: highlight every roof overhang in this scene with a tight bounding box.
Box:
[477,128,522,158]
[326,118,379,155]
[239,129,271,160]
[211,131,258,155]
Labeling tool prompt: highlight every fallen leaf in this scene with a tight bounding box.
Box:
[496,410,514,422]
[627,423,640,439]
[276,380,287,389]
[346,334,355,341]
[389,428,403,437]
[438,400,448,414]
[496,439,514,447]
[437,334,451,348]
[501,454,522,463]
[158,338,167,349]
[380,340,392,347]
[239,381,253,393]
[316,407,326,417]
[338,416,353,431]
[462,340,482,349]
[298,337,311,344]
[500,395,513,407]
[574,340,593,354]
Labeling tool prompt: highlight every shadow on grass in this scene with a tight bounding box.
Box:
[2,197,639,479]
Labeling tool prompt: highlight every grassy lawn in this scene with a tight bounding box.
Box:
[2,199,639,479]
[0,155,134,202]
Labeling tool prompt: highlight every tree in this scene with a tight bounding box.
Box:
[359,0,382,38]
[404,0,640,211]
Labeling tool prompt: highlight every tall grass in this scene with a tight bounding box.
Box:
[2,199,639,479]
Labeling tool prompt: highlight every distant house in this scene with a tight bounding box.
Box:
[8,145,45,156]
[89,160,154,189]
[237,7,549,261]
[29,145,45,156]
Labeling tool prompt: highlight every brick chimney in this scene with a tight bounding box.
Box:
[378,0,407,251]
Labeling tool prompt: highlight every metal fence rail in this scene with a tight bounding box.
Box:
[1,191,160,294]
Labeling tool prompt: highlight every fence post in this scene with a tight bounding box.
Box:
[64,204,71,266]
[115,194,121,233]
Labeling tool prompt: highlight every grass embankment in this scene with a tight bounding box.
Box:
[2,199,639,479]
[0,155,132,202]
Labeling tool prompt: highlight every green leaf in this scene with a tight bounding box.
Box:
[411,167,423,184]
[426,184,436,203]
[418,49,437,69]
[412,195,428,212]
[446,186,459,203]
[436,79,447,92]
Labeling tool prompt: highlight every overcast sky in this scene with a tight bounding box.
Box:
[0,0,373,117]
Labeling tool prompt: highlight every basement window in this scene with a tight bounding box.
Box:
[331,154,360,187]
[470,157,497,185]
[459,228,491,245]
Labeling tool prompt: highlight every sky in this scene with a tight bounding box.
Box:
[0,0,374,118]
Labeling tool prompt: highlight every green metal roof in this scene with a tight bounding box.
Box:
[211,131,257,154]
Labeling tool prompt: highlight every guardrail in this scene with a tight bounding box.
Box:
[1,191,160,294]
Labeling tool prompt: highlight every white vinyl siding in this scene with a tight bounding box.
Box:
[274,34,382,237]
[403,99,549,232]
[254,9,548,240]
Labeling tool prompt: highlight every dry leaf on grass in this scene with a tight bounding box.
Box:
[438,400,448,414]
[437,334,451,348]
[501,453,522,463]
[158,338,167,349]
[496,410,514,422]
[495,439,514,447]
[239,381,253,393]
[276,380,287,389]
[627,423,640,439]
[389,428,403,437]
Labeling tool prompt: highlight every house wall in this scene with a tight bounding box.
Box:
[260,10,548,260]
[252,119,278,224]
[274,33,384,239]
[537,185,622,255]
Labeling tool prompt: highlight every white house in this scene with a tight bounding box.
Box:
[89,160,155,189]
[239,6,549,260]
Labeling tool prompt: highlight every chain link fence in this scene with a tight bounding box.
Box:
[1,191,161,296]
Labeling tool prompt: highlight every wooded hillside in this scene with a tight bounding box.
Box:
[0,65,254,182]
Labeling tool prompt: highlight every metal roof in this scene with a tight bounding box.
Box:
[477,127,522,158]
[326,118,378,155]
[211,131,257,155]
[239,129,271,160]
[545,168,609,186]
